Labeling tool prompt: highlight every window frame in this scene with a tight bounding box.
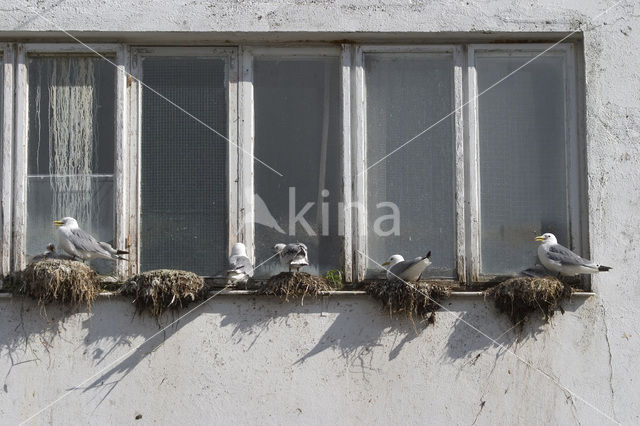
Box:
[466,43,581,282]
[1,41,583,285]
[353,45,466,282]
[130,46,238,277]
[240,45,351,279]
[12,43,128,274]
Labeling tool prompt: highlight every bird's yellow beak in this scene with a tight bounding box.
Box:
[535,235,545,241]
[381,261,390,266]
[53,220,63,227]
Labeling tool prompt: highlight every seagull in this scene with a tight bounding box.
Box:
[54,217,128,261]
[535,233,611,276]
[381,251,432,282]
[226,242,253,284]
[273,243,309,273]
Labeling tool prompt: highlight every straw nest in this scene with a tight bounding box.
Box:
[485,276,570,325]
[120,269,204,317]
[2,259,99,310]
[257,272,332,303]
[364,280,452,325]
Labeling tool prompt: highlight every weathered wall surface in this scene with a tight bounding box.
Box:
[0,295,618,425]
[0,0,639,424]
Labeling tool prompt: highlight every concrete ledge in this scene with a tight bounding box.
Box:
[0,290,596,299]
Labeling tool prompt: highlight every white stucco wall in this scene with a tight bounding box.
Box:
[0,0,639,424]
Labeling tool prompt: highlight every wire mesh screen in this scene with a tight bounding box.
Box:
[365,53,456,278]
[141,57,228,275]
[27,56,116,273]
[477,53,569,275]
[253,58,341,277]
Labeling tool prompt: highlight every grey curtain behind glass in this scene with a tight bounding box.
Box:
[141,57,228,275]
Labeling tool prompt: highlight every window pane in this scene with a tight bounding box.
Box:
[141,57,228,275]
[27,56,115,273]
[477,53,569,275]
[253,57,341,276]
[365,53,456,278]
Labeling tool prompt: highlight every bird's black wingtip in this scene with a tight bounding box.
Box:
[116,249,129,255]
[599,265,612,272]
[425,251,431,259]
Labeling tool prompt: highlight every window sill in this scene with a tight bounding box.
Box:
[0,290,596,299]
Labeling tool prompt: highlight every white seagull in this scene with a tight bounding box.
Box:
[535,233,611,276]
[382,251,432,282]
[54,217,128,261]
[226,242,253,284]
[273,243,309,272]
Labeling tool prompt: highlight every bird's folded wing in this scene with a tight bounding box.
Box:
[546,245,592,266]
[69,228,108,254]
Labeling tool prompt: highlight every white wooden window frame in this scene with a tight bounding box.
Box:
[466,43,581,282]
[130,46,238,277]
[240,45,352,279]
[3,42,581,285]
[353,45,465,282]
[12,43,128,275]
[0,44,14,276]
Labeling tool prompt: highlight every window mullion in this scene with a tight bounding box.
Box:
[453,45,466,284]
[115,45,129,279]
[129,50,143,274]
[238,47,255,264]
[465,45,482,283]
[227,49,239,256]
[352,45,367,282]
[340,44,353,282]
[1,44,14,275]
[12,44,27,272]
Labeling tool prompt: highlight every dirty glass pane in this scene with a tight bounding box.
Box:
[141,57,228,275]
[477,53,569,275]
[27,56,116,273]
[253,57,341,277]
[365,53,456,278]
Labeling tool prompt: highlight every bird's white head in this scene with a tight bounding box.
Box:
[231,242,247,256]
[272,243,286,254]
[535,233,557,244]
[381,254,404,268]
[54,217,78,228]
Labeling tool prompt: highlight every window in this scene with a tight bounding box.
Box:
[4,41,582,285]
[363,49,458,279]
[134,48,234,276]
[13,44,127,274]
[250,49,342,276]
[467,44,580,281]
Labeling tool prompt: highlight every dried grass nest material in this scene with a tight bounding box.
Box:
[485,276,571,325]
[257,272,332,303]
[3,259,99,309]
[120,269,204,317]
[364,280,452,324]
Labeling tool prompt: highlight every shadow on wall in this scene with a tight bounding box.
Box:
[0,292,594,415]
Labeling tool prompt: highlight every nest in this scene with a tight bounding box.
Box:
[2,259,99,310]
[485,276,570,325]
[120,269,204,317]
[257,272,331,303]
[365,280,452,325]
